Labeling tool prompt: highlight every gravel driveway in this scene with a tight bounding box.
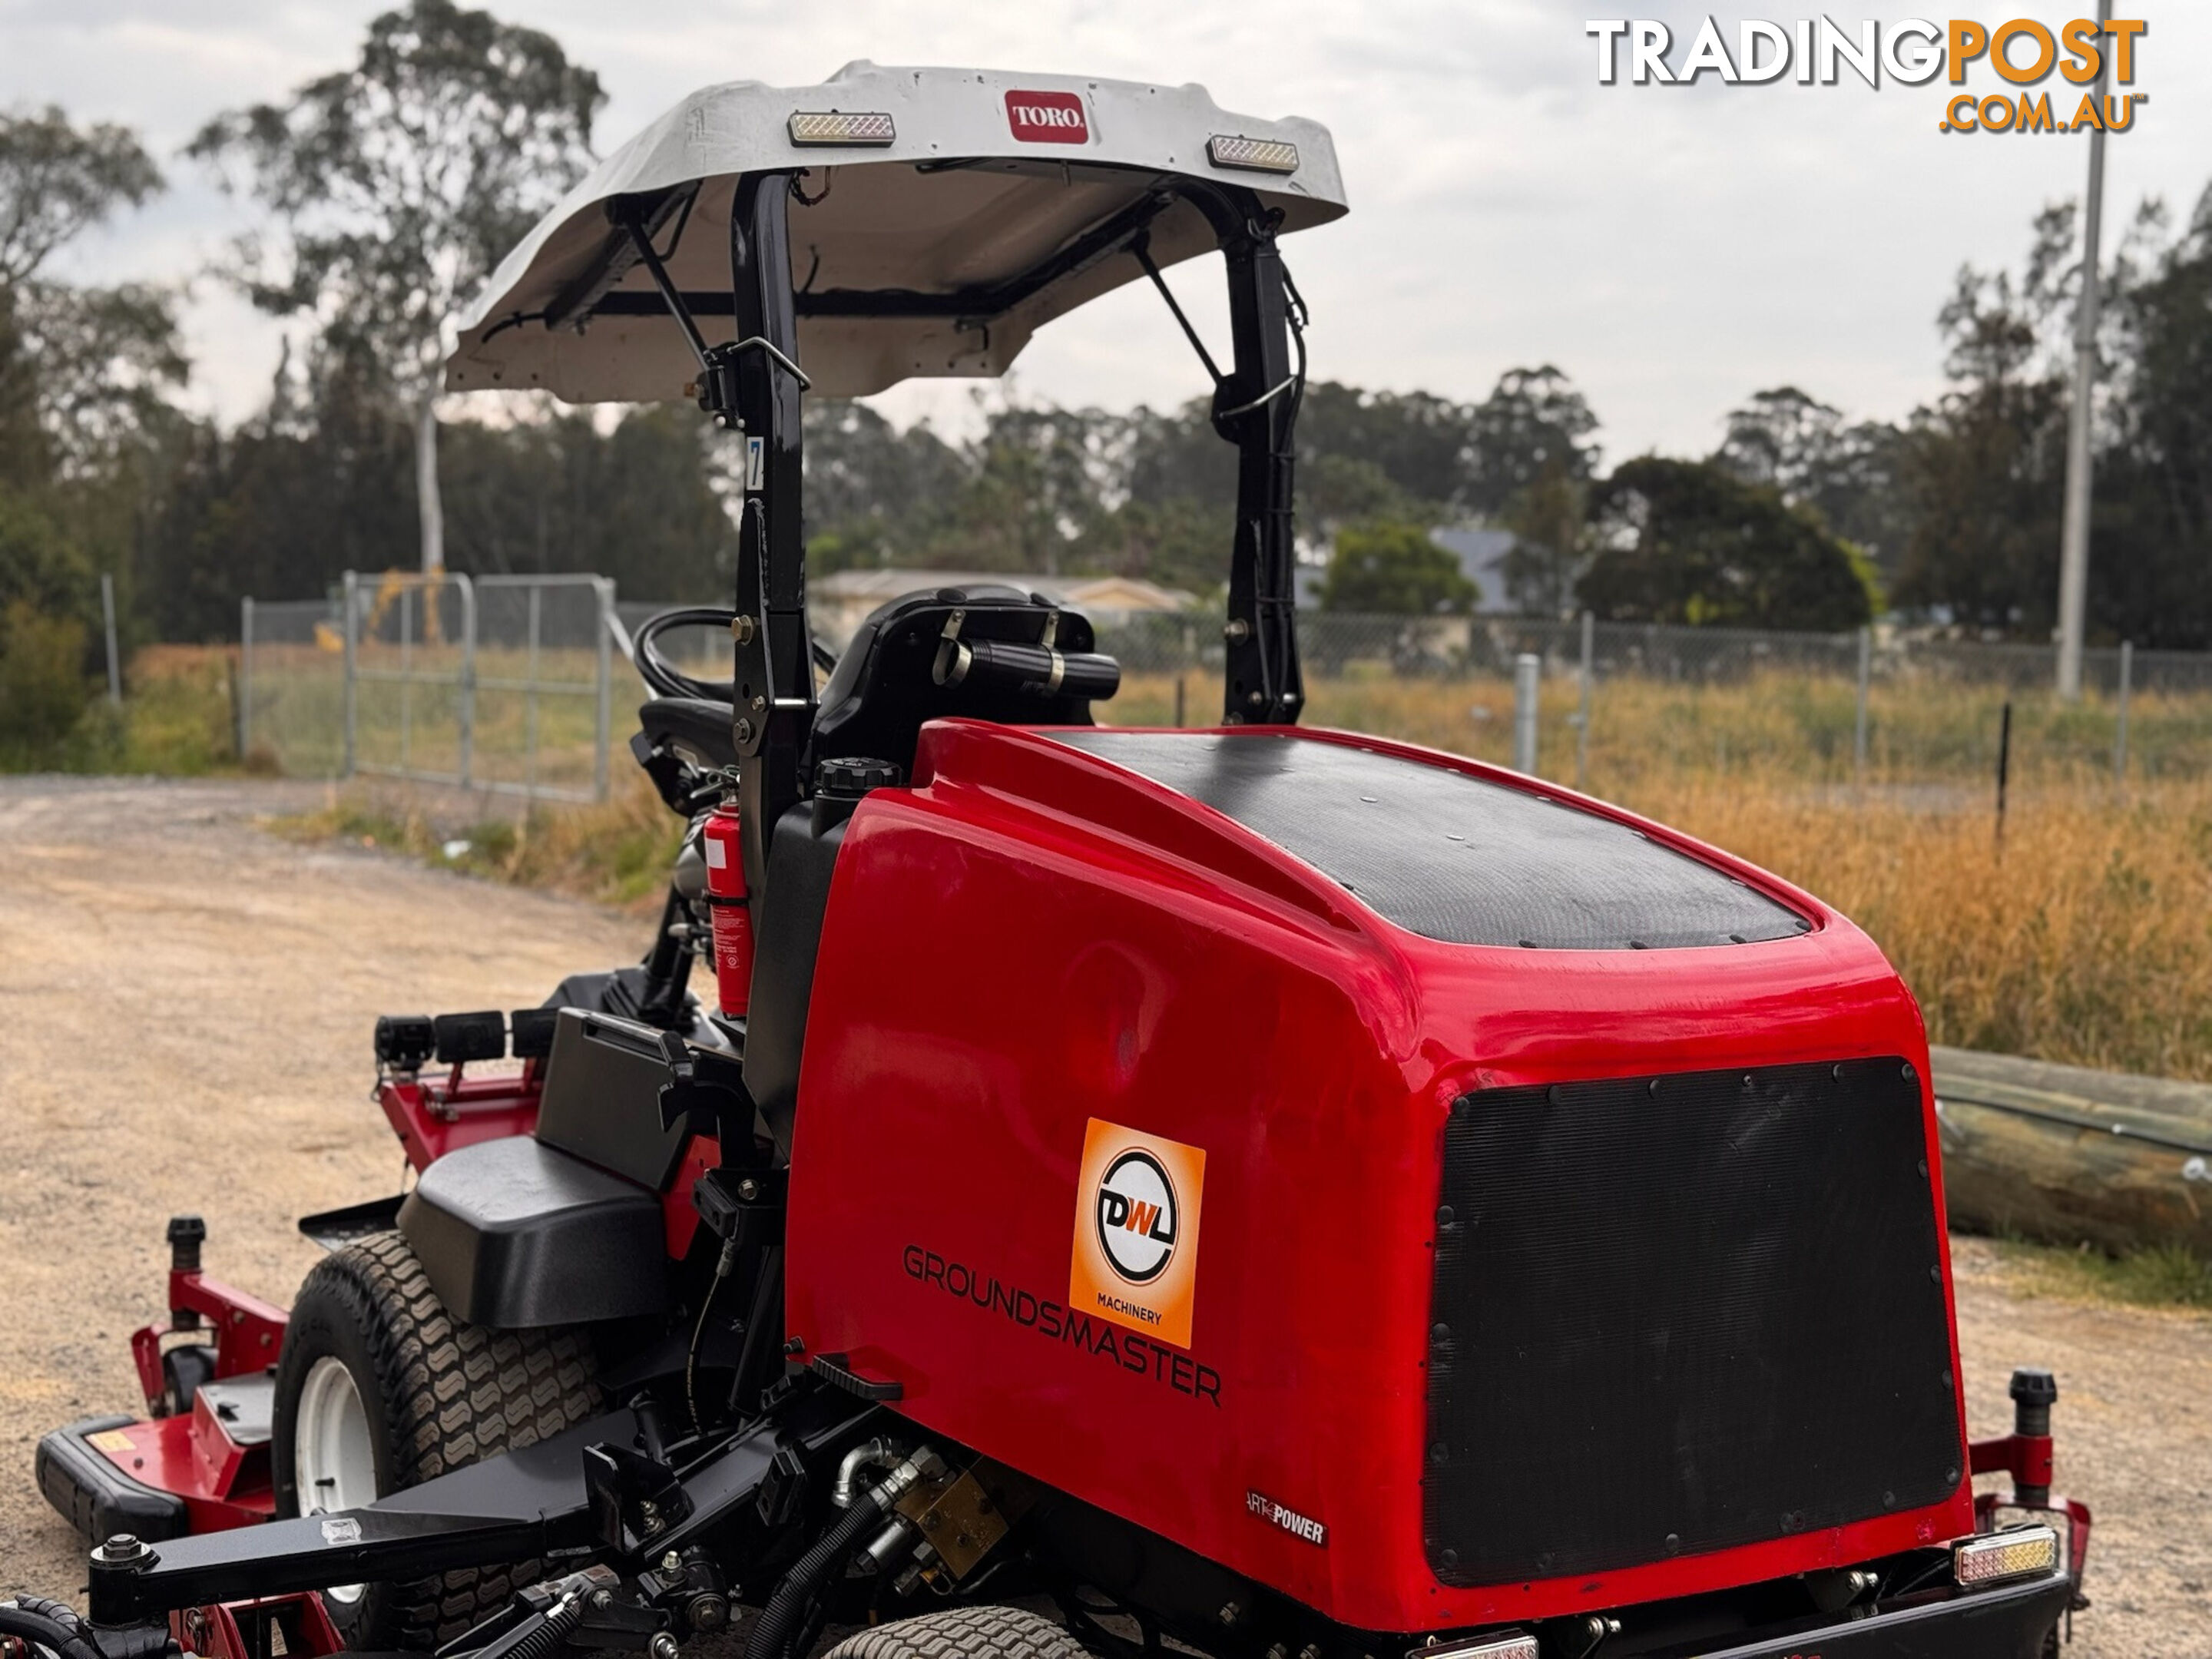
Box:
[0,777,2204,1655]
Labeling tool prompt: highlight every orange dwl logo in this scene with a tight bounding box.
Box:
[1071,1120,1205,1349]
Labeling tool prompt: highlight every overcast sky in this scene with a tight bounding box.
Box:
[4,2,2201,461]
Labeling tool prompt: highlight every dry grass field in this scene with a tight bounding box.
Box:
[114,646,2212,1084]
[1115,670,2212,1084]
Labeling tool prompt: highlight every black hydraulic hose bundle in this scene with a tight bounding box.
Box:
[743,1496,889,1659]
[0,1598,108,1659]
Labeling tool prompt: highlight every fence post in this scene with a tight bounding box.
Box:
[341,571,359,779]
[457,574,477,790]
[2114,639,2132,783]
[1853,624,1872,784]
[1995,699,2013,845]
[1513,652,1541,775]
[238,596,254,760]
[398,581,415,775]
[1575,611,1594,792]
[101,573,121,706]
[525,581,543,803]
[594,577,614,802]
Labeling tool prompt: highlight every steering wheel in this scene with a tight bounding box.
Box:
[634,607,838,703]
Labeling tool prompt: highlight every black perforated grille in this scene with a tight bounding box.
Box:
[1424,1058,1962,1587]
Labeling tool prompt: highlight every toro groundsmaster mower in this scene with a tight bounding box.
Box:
[28,61,2090,1659]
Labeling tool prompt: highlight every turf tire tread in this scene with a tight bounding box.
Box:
[821,1606,1090,1659]
[280,1230,600,1650]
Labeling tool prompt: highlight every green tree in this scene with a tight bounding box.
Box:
[1714,387,1914,576]
[1465,366,1600,518]
[914,404,1111,575]
[1890,268,2065,632]
[1499,456,1587,615]
[1318,521,1477,614]
[1297,382,1476,511]
[2094,184,2212,647]
[1579,456,1874,630]
[441,403,737,597]
[191,0,603,573]
[800,399,967,569]
[0,104,169,734]
[0,106,171,486]
[0,105,162,286]
[1075,495,1228,597]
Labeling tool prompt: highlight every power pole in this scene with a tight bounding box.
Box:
[2055,0,2114,703]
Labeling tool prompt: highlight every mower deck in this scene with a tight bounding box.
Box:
[38,1376,276,1544]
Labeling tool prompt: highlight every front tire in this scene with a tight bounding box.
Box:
[821,1607,1090,1659]
[270,1232,601,1650]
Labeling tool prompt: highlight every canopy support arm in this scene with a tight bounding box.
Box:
[725,172,816,894]
[1182,184,1305,727]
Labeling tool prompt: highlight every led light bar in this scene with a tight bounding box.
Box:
[1953,1525,2060,1588]
[1208,134,1300,174]
[788,111,896,147]
[1405,1635,1538,1659]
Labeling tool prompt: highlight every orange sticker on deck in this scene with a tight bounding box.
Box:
[88,1429,136,1453]
[1070,1118,1205,1349]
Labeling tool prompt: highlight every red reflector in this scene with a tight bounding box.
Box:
[1005,90,1089,144]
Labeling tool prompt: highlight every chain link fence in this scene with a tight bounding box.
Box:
[240,571,617,802]
[1093,612,2210,795]
[242,584,2212,803]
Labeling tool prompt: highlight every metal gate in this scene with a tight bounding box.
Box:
[327,570,617,802]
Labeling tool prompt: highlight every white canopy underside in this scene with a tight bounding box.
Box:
[445,63,1347,403]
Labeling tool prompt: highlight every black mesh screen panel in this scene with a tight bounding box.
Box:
[1048,731,1803,949]
[1424,1059,1961,1586]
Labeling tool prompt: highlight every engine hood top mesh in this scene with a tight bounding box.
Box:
[1050,730,1806,949]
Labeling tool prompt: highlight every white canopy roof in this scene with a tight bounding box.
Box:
[445,62,1346,403]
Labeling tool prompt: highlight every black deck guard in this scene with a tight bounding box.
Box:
[36,1415,189,1544]
[399,1137,667,1328]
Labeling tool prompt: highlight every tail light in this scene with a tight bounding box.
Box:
[1954,1525,2061,1588]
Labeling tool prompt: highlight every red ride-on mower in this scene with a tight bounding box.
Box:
[29,61,2090,1659]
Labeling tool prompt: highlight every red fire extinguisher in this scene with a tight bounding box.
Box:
[702,796,753,1018]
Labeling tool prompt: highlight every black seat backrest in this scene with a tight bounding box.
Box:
[806,586,1110,780]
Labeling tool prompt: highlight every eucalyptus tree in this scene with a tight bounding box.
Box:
[193,1,602,571]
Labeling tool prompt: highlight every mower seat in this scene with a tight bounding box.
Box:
[805,586,1113,782]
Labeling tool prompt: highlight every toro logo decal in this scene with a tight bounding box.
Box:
[1071,1118,1204,1347]
[1005,90,1089,144]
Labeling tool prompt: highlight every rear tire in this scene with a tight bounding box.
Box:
[821,1607,1090,1659]
[270,1231,601,1651]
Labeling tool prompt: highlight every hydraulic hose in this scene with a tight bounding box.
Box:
[745,1450,938,1659]
[742,1498,887,1659]
[0,1598,108,1659]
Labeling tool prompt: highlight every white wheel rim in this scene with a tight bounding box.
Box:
[295,1355,377,1605]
